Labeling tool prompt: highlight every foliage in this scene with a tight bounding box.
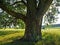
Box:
[43,0,58,25]
[57,0,60,2]
[0,0,59,28]
[0,11,25,29]
[0,0,26,29]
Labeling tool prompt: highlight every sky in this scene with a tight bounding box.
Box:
[55,14,60,24]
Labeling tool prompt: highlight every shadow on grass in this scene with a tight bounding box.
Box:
[3,40,35,45]
[2,37,36,45]
[2,38,56,45]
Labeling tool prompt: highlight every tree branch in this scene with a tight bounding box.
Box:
[12,0,27,6]
[0,2,26,21]
[36,0,53,18]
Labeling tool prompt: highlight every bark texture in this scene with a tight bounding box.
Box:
[24,16,43,41]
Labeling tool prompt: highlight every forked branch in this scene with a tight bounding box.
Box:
[36,0,53,18]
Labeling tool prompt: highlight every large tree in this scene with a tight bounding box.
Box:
[0,0,53,41]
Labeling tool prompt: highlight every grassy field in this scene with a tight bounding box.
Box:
[0,28,60,45]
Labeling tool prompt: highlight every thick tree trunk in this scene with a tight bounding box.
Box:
[23,17,43,42]
[0,0,53,42]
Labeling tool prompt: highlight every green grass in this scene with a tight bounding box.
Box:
[0,28,60,45]
[42,28,60,45]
